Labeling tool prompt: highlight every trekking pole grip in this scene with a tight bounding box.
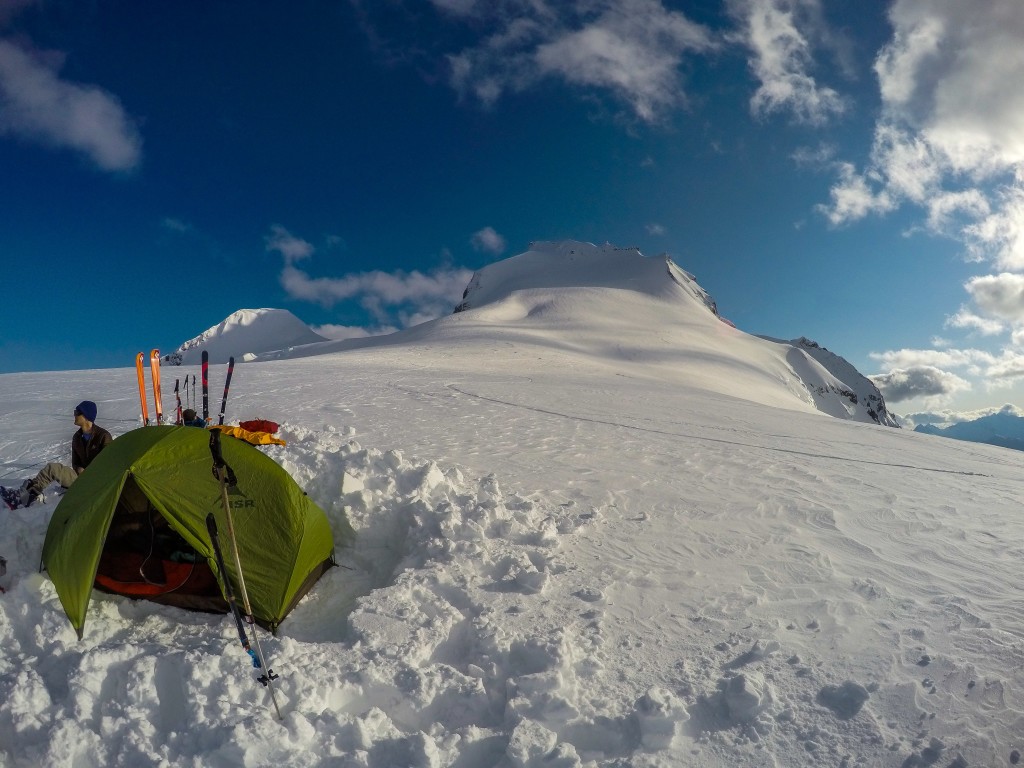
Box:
[209,428,224,470]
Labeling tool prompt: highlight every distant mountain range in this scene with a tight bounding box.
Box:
[914,407,1024,451]
[167,240,900,428]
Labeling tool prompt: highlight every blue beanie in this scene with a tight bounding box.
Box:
[75,400,98,422]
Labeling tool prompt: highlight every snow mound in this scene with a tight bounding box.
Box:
[244,240,896,426]
[167,308,327,365]
[445,241,896,426]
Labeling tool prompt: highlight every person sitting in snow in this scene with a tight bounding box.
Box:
[0,400,112,509]
[181,408,207,428]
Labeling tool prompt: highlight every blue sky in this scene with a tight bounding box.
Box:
[2,0,1023,421]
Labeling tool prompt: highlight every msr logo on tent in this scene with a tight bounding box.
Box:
[213,487,256,509]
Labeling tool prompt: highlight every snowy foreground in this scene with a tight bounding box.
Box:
[3,247,1024,767]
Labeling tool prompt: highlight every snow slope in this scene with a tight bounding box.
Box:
[255,241,897,427]
[1,242,1022,767]
[168,308,328,365]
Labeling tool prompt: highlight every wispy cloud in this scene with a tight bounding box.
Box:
[727,0,847,125]
[471,226,506,254]
[0,39,141,171]
[871,347,997,375]
[161,217,192,234]
[269,226,473,329]
[265,224,314,264]
[312,323,397,340]
[374,0,718,123]
[945,308,1004,337]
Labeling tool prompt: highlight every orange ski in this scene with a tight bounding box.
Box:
[135,352,150,425]
[150,349,163,424]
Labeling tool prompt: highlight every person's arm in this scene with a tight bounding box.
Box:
[71,434,84,473]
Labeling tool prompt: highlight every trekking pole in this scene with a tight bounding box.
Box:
[208,429,282,719]
[205,514,261,673]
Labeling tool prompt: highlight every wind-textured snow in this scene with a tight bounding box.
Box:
[1,240,1022,768]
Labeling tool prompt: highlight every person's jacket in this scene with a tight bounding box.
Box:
[72,425,113,472]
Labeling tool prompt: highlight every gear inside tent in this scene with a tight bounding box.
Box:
[41,426,352,638]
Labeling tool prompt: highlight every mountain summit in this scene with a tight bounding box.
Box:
[446,241,897,427]
[166,308,327,365]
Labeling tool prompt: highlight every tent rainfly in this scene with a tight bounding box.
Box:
[41,426,351,638]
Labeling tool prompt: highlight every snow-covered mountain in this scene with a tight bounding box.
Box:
[760,336,899,427]
[249,241,898,427]
[166,308,328,365]
[915,406,1024,451]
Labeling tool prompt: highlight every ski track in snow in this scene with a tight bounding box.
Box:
[2,352,1024,767]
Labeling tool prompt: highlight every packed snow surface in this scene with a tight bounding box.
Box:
[1,241,1022,767]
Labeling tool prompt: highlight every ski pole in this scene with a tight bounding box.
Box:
[205,513,261,670]
[209,429,282,719]
[202,351,209,423]
[218,357,235,425]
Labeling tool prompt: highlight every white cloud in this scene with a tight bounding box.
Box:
[879,0,1024,173]
[534,0,714,121]
[817,161,894,226]
[944,307,1005,336]
[646,223,666,236]
[728,0,846,125]
[985,353,1024,381]
[444,0,716,122]
[791,142,835,168]
[820,0,1024,267]
[963,185,1024,269]
[870,347,996,379]
[963,273,1024,325]
[870,340,1024,391]
[471,226,506,254]
[265,224,314,265]
[281,263,472,311]
[312,323,397,340]
[903,402,1023,426]
[270,226,473,329]
[0,39,141,171]
[869,365,971,403]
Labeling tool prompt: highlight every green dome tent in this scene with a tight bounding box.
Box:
[41,426,350,639]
